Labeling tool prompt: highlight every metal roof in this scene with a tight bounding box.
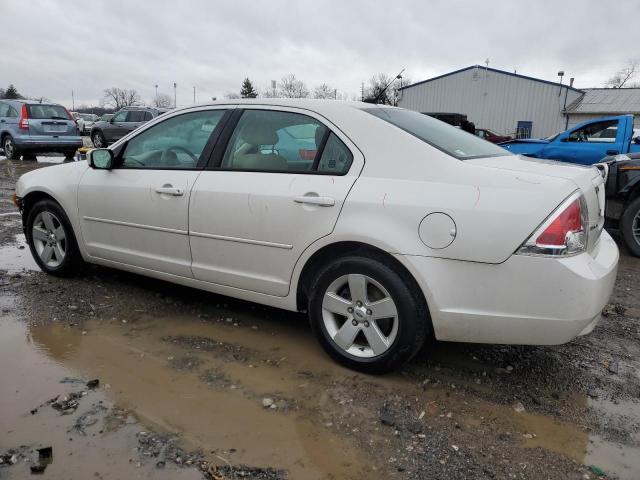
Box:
[564,88,640,114]
[400,65,585,93]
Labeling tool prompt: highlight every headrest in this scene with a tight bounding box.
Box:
[240,122,278,145]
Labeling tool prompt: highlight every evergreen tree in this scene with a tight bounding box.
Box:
[4,84,21,99]
[240,78,258,98]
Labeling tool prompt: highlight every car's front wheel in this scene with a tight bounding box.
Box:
[620,197,640,257]
[26,199,84,276]
[3,135,20,160]
[91,131,106,148]
[308,255,428,373]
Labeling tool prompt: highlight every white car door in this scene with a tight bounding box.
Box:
[77,108,230,277]
[189,106,364,296]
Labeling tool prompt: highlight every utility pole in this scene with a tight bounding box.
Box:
[71,90,75,110]
[173,82,177,108]
[361,82,364,101]
[155,84,158,105]
[193,86,196,104]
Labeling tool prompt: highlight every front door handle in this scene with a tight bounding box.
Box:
[293,195,335,207]
[155,186,184,196]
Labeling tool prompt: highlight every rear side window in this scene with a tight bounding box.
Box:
[143,111,153,121]
[27,104,69,120]
[364,107,511,160]
[0,103,8,117]
[220,109,352,174]
[126,110,145,122]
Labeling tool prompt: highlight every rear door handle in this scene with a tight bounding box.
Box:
[155,186,184,196]
[293,195,335,207]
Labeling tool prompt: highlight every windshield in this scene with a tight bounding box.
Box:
[364,107,511,160]
[27,104,70,120]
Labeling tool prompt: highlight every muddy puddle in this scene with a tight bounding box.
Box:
[0,233,38,274]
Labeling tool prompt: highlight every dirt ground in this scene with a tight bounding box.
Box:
[1,157,640,480]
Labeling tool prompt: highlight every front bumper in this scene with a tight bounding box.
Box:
[397,230,619,345]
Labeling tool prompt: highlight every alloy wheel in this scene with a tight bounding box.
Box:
[321,274,399,358]
[32,211,66,268]
[92,133,103,148]
[4,138,14,158]
[633,210,640,247]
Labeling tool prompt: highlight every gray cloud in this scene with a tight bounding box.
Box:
[2,0,638,107]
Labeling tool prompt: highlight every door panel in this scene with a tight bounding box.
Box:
[78,169,200,276]
[189,171,359,296]
[189,106,363,296]
[77,108,229,276]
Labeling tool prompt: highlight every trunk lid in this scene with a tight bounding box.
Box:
[26,104,77,137]
[467,155,605,253]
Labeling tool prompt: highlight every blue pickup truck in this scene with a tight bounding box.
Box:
[500,115,640,165]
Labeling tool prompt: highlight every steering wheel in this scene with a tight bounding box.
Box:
[162,145,198,163]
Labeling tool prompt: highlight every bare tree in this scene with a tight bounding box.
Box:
[102,87,141,110]
[151,93,173,108]
[363,73,394,105]
[313,83,335,99]
[277,74,309,98]
[606,59,640,88]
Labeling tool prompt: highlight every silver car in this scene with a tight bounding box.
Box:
[0,100,82,160]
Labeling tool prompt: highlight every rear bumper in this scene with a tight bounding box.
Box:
[396,230,619,345]
[14,136,83,150]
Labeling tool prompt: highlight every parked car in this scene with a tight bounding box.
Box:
[90,106,170,147]
[475,128,512,143]
[14,99,618,373]
[0,100,82,160]
[422,112,467,127]
[501,115,640,165]
[72,113,99,135]
[596,152,640,256]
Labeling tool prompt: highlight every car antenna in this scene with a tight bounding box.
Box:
[373,68,405,104]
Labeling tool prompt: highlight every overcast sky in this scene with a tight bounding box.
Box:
[2,0,639,108]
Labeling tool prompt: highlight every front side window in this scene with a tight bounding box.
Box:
[120,110,226,169]
[365,107,511,160]
[567,120,619,143]
[221,109,352,174]
[112,111,127,122]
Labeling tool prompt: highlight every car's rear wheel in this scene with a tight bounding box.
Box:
[620,197,640,257]
[26,199,84,276]
[3,136,20,160]
[308,255,428,373]
[91,131,106,148]
[63,149,77,159]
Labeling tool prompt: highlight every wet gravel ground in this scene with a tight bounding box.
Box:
[2,157,640,479]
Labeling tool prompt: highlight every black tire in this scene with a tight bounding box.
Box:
[63,149,77,159]
[25,199,84,277]
[620,196,640,257]
[308,255,429,374]
[91,131,106,148]
[3,135,20,160]
[22,152,37,161]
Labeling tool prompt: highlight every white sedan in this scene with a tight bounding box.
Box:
[14,99,619,373]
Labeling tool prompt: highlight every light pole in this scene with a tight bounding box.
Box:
[173,82,177,108]
[193,86,196,104]
[155,84,158,105]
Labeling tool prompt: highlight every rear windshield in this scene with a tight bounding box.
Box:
[364,107,511,160]
[27,104,70,120]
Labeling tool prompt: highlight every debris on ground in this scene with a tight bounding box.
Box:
[48,391,89,415]
[203,464,287,480]
[86,379,100,389]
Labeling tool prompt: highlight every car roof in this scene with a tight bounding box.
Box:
[171,98,386,117]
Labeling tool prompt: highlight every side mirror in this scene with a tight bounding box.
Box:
[89,149,114,170]
[634,136,640,145]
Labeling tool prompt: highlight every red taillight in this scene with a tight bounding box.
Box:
[536,198,582,247]
[19,104,29,130]
[299,149,317,160]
